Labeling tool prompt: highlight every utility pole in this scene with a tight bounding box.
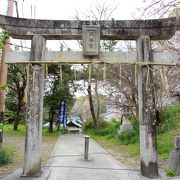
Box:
[0,0,14,148]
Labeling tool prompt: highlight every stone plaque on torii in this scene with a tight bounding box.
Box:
[0,14,179,179]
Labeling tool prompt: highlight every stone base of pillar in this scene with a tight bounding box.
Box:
[140,160,159,179]
[3,168,50,180]
[21,171,42,178]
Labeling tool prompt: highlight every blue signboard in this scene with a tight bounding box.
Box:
[57,101,67,128]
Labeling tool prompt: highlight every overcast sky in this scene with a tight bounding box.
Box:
[0,0,147,52]
[1,0,144,20]
[0,0,146,51]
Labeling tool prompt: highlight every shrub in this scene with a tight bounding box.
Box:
[105,119,119,137]
[4,109,15,124]
[166,169,177,177]
[82,118,120,137]
[82,118,108,133]
[116,131,139,145]
[88,119,118,137]
[97,118,109,128]
[0,148,13,166]
[82,119,94,133]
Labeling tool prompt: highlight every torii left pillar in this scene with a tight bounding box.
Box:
[22,35,46,177]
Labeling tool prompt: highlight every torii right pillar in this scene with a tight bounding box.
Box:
[137,36,159,178]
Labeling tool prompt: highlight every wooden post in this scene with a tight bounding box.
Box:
[137,36,159,178]
[22,35,46,177]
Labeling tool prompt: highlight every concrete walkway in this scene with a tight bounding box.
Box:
[45,134,140,180]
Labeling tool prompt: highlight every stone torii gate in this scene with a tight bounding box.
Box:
[0,15,180,179]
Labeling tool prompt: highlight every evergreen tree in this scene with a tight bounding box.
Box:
[44,64,75,132]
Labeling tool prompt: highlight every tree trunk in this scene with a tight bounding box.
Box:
[0,112,4,149]
[87,85,97,128]
[96,97,100,121]
[49,107,55,133]
[13,101,22,130]
[95,80,100,121]
[131,65,138,122]
[13,112,19,130]
[13,92,22,130]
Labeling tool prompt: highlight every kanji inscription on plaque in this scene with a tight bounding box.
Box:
[82,25,100,56]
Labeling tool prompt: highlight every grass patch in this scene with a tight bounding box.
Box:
[0,147,13,166]
[157,105,180,160]
[157,105,180,134]
[4,124,25,136]
[4,124,60,137]
[90,133,140,157]
[42,129,61,137]
[157,126,180,160]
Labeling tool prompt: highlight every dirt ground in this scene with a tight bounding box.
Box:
[0,134,58,179]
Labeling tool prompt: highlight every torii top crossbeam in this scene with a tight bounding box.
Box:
[0,15,179,40]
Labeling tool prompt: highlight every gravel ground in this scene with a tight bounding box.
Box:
[0,134,58,179]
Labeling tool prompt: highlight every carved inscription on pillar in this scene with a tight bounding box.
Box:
[82,25,100,56]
